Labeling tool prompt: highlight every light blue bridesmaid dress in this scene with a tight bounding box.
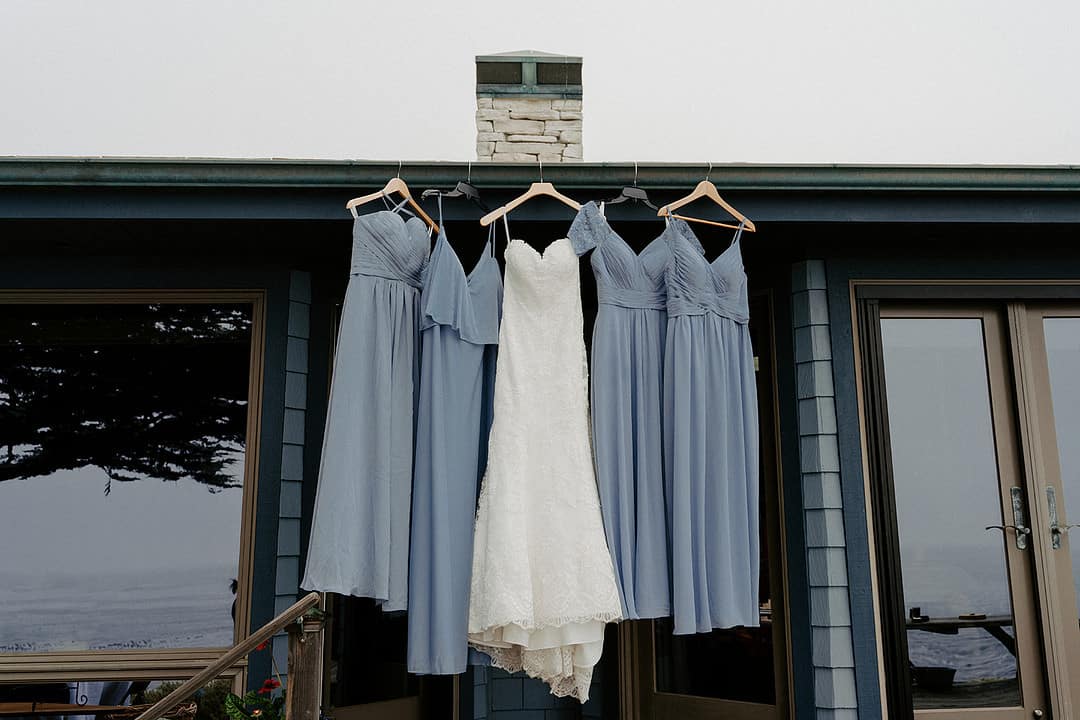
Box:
[301,204,430,612]
[569,201,672,620]
[408,202,503,674]
[663,217,760,635]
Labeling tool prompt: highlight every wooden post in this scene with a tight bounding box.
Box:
[285,612,325,720]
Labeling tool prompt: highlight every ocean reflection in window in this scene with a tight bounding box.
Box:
[0,302,254,653]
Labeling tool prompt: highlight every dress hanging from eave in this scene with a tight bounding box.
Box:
[568,201,671,620]
[467,223,622,703]
[408,213,503,675]
[663,217,760,634]
[301,209,430,611]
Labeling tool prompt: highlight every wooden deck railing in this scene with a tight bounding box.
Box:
[135,592,324,720]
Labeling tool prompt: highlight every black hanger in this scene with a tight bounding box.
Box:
[422,163,490,213]
[605,162,658,211]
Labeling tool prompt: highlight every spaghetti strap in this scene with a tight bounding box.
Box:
[730,218,747,248]
[384,194,415,219]
[484,222,495,257]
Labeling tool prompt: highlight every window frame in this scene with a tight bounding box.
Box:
[0,289,266,684]
[851,280,1080,719]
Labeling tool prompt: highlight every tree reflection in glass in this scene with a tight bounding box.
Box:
[0,303,253,653]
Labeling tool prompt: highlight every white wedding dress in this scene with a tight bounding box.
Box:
[468,233,622,702]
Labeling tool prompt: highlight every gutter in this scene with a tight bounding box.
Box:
[1,158,1080,192]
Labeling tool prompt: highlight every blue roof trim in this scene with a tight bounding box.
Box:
[1,158,1079,191]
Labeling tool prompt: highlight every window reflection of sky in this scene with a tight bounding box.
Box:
[882,318,1017,688]
[1044,318,1080,620]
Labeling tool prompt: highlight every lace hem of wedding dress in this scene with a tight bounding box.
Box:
[468,611,621,703]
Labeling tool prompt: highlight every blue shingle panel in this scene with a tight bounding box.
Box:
[281,443,304,481]
[279,480,303,519]
[286,337,308,373]
[289,271,312,304]
[812,626,856,668]
[808,547,850,588]
[288,301,311,340]
[797,360,836,400]
[276,518,301,557]
[805,509,847,548]
[811,587,853,627]
[522,679,556,709]
[283,408,306,445]
[798,397,838,436]
[274,556,299,596]
[489,712,544,720]
[274,594,295,617]
[800,435,842,474]
[817,709,860,720]
[791,259,828,293]
[814,667,858,709]
[284,371,307,410]
[803,473,844,510]
[793,289,831,328]
[792,260,858,716]
[795,324,834,363]
[491,677,523,711]
[271,635,289,680]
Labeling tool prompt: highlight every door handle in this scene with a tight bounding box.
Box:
[1047,486,1080,549]
[985,524,1031,548]
[985,487,1030,550]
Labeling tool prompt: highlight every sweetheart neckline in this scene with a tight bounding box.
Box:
[508,236,572,261]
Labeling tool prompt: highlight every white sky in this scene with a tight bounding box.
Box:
[2,0,1079,164]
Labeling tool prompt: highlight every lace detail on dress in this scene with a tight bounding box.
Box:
[468,237,623,703]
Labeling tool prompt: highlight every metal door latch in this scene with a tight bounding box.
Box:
[1046,486,1080,549]
[985,487,1031,550]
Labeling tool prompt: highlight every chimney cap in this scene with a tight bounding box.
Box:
[475,49,583,62]
[476,50,582,99]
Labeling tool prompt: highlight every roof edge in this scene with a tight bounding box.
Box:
[1,158,1079,192]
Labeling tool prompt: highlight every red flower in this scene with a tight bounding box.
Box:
[255,641,269,651]
[257,678,281,695]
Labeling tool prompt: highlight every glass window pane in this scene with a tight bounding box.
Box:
[1041,318,1080,622]
[328,597,418,706]
[880,318,1020,709]
[653,617,775,702]
[0,303,253,653]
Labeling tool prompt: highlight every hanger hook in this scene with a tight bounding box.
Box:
[467,160,472,183]
[538,158,543,183]
[397,160,402,179]
[705,161,712,183]
[633,161,639,187]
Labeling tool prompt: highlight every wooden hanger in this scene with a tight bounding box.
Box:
[657,164,756,233]
[480,160,580,226]
[345,165,440,233]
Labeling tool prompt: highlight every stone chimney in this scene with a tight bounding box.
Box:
[475,50,583,162]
